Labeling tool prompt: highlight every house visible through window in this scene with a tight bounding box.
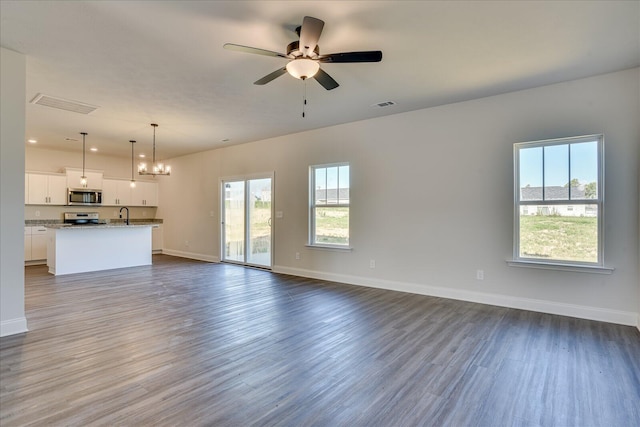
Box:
[514,135,604,267]
[309,163,350,247]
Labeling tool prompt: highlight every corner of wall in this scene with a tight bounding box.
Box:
[0,318,28,337]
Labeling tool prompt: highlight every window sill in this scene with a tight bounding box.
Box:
[507,259,614,274]
[306,244,353,252]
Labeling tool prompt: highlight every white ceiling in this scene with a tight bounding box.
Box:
[1,1,638,160]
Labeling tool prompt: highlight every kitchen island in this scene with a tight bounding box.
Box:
[46,224,152,275]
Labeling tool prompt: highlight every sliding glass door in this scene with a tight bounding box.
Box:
[221,174,273,268]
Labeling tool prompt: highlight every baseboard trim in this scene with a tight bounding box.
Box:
[1,317,28,337]
[161,249,219,263]
[273,265,638,327]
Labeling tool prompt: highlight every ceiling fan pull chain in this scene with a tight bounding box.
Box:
[302,80,307,118]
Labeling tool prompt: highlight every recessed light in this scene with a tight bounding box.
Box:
[221,138,230,143]
[139,154,146,158]
[28,139,37,143]
[90,147,98,152]
[65,137,79,142]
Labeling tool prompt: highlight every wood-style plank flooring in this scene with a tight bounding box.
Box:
[1,255,639,426]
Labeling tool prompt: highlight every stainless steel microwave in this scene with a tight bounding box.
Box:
[68,188,102,206]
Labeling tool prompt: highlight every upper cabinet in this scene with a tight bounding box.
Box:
[65,168,103,190]
[131,181,158,207]
[103,178,158,207]
[26,173,67,205]
[25,169,159,207]
[102,179,132,206]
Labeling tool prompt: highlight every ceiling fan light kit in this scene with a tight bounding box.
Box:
[286,58,320,80]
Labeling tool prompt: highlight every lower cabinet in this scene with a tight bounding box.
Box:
[152,224,163,252]
[25,226,48,263]
[24,227,31,260]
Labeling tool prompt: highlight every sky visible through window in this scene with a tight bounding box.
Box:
[519,141,597,188]
[315,165,350,190]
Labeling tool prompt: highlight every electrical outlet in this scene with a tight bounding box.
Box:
[370,259,376,268]
[35,210,40,217]
[476,270,484,280]
[210,211,214,217]
[142,211,147,217]
[295,252,300,260]
[185,240,189,247]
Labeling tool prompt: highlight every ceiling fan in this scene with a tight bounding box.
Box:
[224,16,382,90]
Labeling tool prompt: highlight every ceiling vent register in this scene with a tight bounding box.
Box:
[373,101,396,108]
[30,93,99,115]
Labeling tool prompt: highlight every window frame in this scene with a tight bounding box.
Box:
[511,134,611,273]
[308,162,351,249]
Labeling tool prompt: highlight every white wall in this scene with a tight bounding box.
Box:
[158,68,640,326]
[1,47,27,336]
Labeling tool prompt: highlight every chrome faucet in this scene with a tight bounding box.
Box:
[119,206,130,225]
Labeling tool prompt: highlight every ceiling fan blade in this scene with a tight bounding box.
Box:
[254,68,288,85]
[318,51,383,63]
[313,68,339,90]
[299,16,324,57]
[224,43,288,58]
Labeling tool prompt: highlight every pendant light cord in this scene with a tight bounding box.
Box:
[151,123,158,166]
[80,132,87,185]
[82,133,86,176]
[130,140,135,180]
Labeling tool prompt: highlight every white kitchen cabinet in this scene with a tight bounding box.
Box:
[152,224,163,252]
[102,179,133,206]
[24,227,31,260]
[31,226,48,260]
[25,174,29,204]
[65,168,103,190]
[131,181,158,206]
[27,173,67,205]
[24,226,48,262]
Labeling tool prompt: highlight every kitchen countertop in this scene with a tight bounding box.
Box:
[46,223,155,230]
[26,219,163,226]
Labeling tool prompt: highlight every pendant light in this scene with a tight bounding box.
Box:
[138,123,170,176]
[129,140,136,188]
[80,132,88,187]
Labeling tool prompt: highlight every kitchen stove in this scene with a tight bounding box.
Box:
[63,212,106,225]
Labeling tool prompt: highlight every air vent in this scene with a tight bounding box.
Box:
[373,101,396,108]
[30,93,99,115]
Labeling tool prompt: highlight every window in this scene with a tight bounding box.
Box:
[309,163,350,247]
[513,135,605,269]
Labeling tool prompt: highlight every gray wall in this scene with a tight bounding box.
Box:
[158,68,640,326]
[1,47,27,336]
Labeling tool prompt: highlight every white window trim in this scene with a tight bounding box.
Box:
[511,134,610,272]
[309,162,350,249]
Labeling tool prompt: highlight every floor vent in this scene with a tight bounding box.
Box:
[373,101,396,108]
[30,93,99,115]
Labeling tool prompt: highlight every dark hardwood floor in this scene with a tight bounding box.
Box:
[1,255,639,426]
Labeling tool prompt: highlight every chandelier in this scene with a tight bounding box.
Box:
[138,123,170,176]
